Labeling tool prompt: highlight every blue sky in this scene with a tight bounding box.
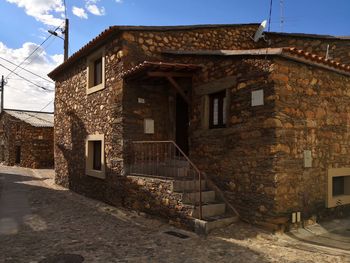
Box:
[0,0,349,111]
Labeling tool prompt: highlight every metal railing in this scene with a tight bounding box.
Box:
[129,140,203,219]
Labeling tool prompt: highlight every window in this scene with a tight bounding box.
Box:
[93,58,103,86]
[333,176,345,196]
[92,141,102,170]
[327,168,350,208]
[85,134,105,179]
[87,48,105,95]
[209,90,226,129]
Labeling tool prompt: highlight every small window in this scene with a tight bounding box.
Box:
[333,176,345,196]
[85,134,105,179]
[92,141,102,171]
[93,58,103,86]
[209,90,226,129]
[87,49,105,95]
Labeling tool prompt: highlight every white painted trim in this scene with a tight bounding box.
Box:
[86,47,106,95]
[85,134,105,179]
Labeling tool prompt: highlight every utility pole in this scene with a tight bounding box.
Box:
[63,18,69,61]
[1,75,4,112]
[48,18,69,61]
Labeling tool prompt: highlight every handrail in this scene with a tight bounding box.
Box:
[130,140,203,219]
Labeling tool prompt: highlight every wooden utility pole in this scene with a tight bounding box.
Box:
[63,18,69,61]
[0,75,4,112]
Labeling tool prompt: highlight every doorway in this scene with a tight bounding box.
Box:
[175,94,189,155]
[15,145,21,164]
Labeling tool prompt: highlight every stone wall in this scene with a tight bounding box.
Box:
[53,37,125,202]
[121,24,262,67]
[0,112,54,169]
[272,57,350,218]
[267,33,350,65]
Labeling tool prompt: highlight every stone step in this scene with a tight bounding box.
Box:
[194,215,239,235]
[192,203,226,218]
[173,180,206,192]
[180,191,216,204]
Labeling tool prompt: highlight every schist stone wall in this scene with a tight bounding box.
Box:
[0,112,54,169]
[53,37,125,201]
[272,57,350,218]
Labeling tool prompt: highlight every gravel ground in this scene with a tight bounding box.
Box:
[0,165,349,263]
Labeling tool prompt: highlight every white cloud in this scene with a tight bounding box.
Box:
[72,6,88,19]
[0,42,62,112]
[6,0,64,27]
[116,0,123,3]
[86,4,105,16]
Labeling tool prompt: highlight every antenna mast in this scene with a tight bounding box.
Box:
[280,0,285,32]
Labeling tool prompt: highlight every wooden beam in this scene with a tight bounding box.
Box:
[148,71,193,78]
[166,76,190,105]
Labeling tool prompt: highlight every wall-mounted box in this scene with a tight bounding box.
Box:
[138,98,145,104]
[251,89,264,106]
[304,150,312,168]
[144,119,154,134]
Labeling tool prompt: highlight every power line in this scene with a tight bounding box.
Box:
[39,99,54,112]
[6,22,64,79]
[0,63,53,91]
[0,57,54,84]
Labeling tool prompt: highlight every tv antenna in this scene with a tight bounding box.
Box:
[280,0,285,32]
[253,20,267,42]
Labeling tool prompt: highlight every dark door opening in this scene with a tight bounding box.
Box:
[175,94,189,155]
[15,145,21,164]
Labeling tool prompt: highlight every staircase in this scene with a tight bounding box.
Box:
[129,141,239,234]
[172,176,238,234]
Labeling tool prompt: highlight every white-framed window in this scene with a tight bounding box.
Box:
[327,168,350,208]
[85,134,105,179]
[86,48,105,95]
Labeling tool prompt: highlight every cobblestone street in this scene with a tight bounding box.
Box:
[0,165,349,263]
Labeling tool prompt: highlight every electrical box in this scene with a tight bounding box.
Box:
[304,150,312,168]
[144,119,154,134]
[251,89,264,106]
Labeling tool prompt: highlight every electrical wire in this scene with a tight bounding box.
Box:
[0,57,54,84]
[0,63,53,91]
[5,21,64,79]
[38,99,54,112]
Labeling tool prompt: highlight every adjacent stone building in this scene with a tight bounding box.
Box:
[48,24,350,231]
[0,109,54,169]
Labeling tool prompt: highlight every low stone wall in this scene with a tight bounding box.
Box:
[124,175,195,229]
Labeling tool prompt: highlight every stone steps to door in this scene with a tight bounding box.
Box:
[173,179,206,192]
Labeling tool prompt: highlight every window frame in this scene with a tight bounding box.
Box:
[327,168,350,208]
[209,90,227,129]
[86,48,105,95]
[85,134,105,179]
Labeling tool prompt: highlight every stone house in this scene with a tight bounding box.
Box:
[0,109,54,169]
[48,24,350,232]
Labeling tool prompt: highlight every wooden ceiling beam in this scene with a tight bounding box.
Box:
[166,76,190,105]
